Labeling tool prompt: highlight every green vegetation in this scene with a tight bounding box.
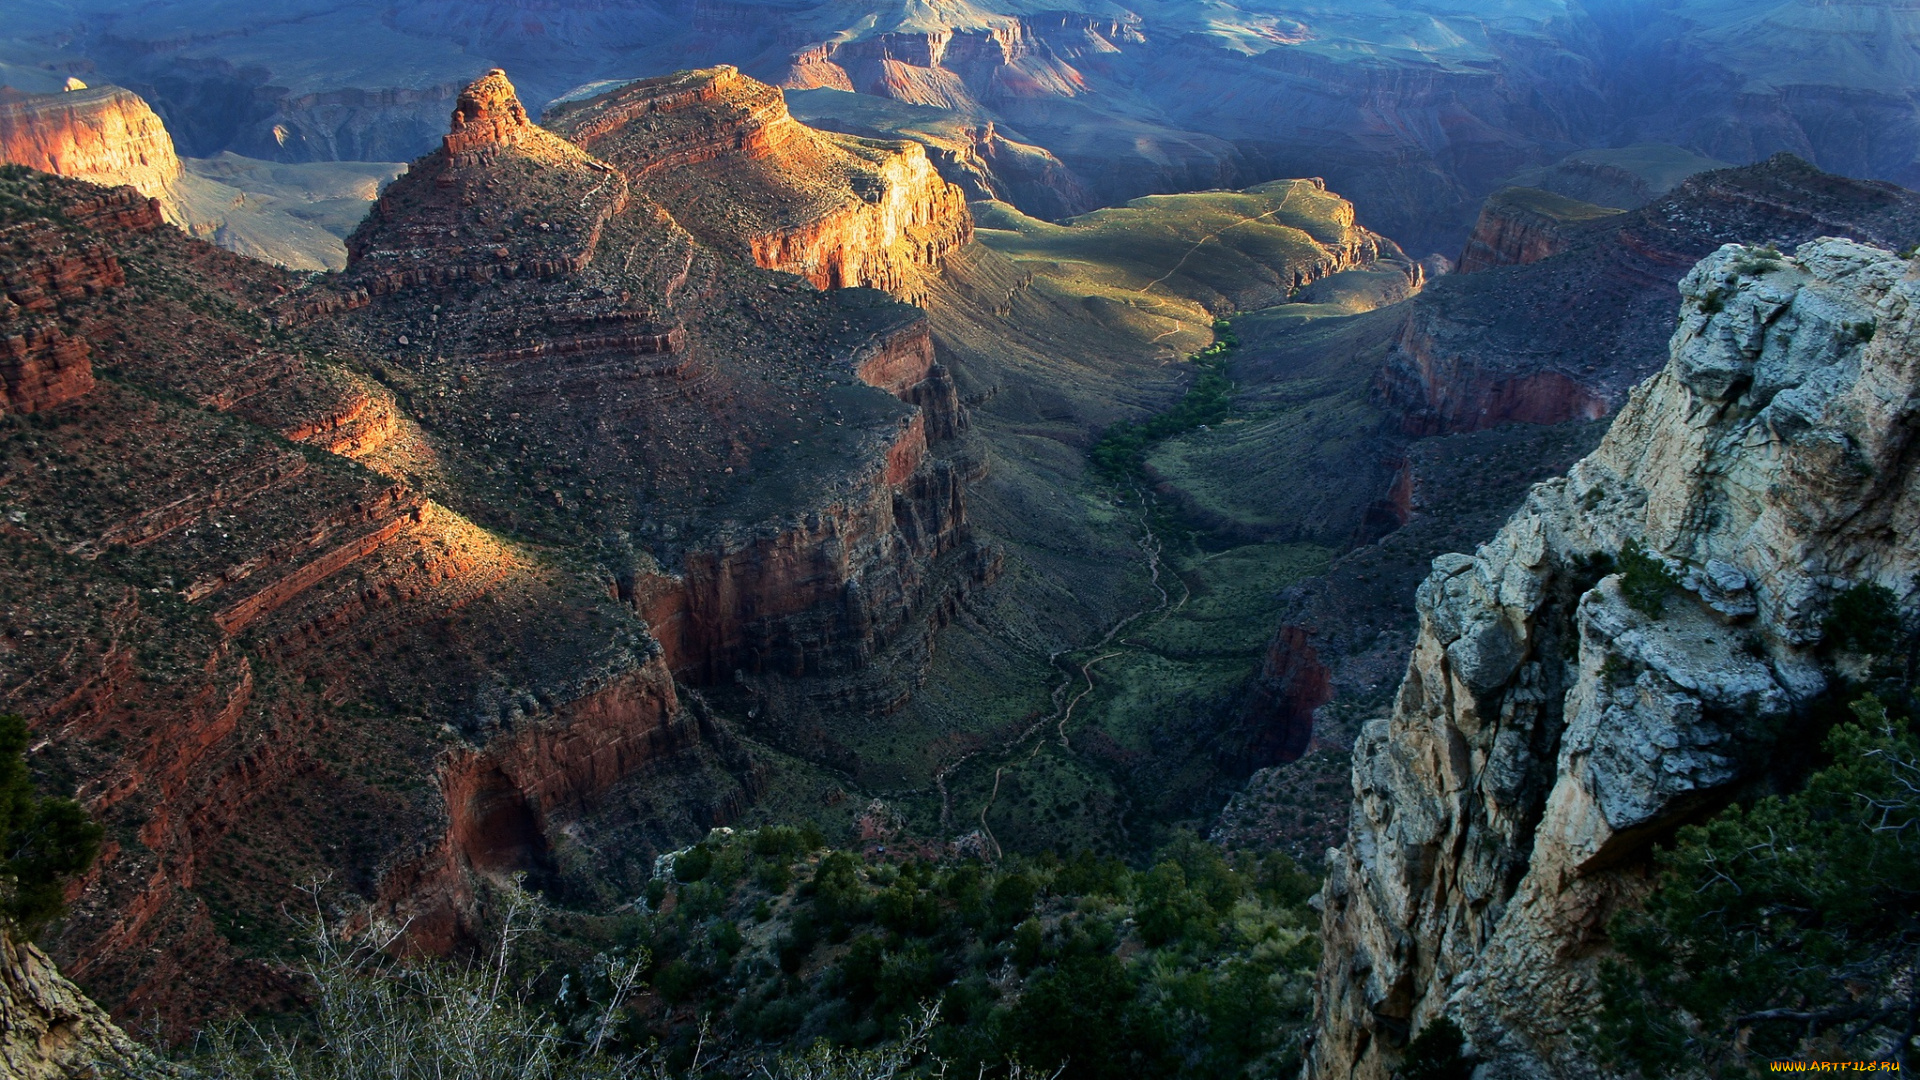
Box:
[1400,1018,1474,1080]
[1823,582,1903,655]
[0,714,100,934]
[972,179,1410,346]
[188,834,1320,1080]
[1731,245,1786,277]
[1617,540,1680,617]
[1598,696,1920,1074]
[1091,321,1238,483]
[629,830,1319,1080]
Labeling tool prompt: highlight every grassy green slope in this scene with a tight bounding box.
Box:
[973,179,1413,347]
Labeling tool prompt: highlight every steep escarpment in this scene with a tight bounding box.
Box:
[1311,237,1920,1080]
[0,162,749,1036]
[0,84,181,202]
[0,83,401,272]
[543,67,972,303]
[1457,187,1623,274]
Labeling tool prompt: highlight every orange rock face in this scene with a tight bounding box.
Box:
[545,67,973,303]
[0,86,182,202]
[443,68,533,157]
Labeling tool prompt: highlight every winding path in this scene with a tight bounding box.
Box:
[959,484,1191,858]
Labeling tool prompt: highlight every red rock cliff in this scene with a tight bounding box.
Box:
[0,184,161,413]
[1375,306,1611,436]
[0,169,747,1038]
[1456,186,1623,274]
[0,85,182,203]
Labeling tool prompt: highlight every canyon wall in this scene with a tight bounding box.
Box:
[0,82,393,272]
[0,85,181,202]
[0,155,757,1034]
[0,184,161,414]
[1311,237,1920,1080]
[1373,156,1920,439]
[1456,188,1623,274]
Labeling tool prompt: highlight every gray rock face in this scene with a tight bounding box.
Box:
[0,930,158,1079]
[1308,237,1920,1080]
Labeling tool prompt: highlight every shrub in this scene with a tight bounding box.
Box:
[1399,1018,1473,1080]
[0,714,100,933]
[1598,698,1920,1075]
[989,872,1037,931]
[672,843,713,883]
[1617,541,1679,617]
[1823,582,1902,655]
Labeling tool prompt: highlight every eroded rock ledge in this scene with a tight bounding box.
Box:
[1311,238,1920,1080]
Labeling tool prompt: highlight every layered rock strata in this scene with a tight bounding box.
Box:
[0,162,749,1035]
[7,60,980,1038]
[1311,237,1920,1080]
[1456,187,1623,274]
[344,69,987,698]
[0,83,394,273]
[0,184,163,413]
[1375,156,1920,437]
[543,67,972,303]
[0,85,183,204]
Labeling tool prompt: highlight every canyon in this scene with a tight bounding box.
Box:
[0,5,1919,1073]
[0,64,997,1037]
[6,0,1920,258]
[1150,153,1920,862]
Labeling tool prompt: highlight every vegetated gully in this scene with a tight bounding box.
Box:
[922,324,1244,857]
[932,478,1189,858]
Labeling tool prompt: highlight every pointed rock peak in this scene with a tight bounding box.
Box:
[445,68,532,156]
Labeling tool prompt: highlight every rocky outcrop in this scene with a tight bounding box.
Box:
[378,658,691,953]
[0,183,161,414]
[0,85,183,203]
[1457,187,1623,274]
[346,70,626,295]
[1311,237,1920,1080]
[0,931,159,1080]
[544,67,972,303]
[442,69,533,156]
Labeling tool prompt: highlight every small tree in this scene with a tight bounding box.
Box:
[1617,541,1679,617]
[1599,697,1920,1075]
[0,713,101,934]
